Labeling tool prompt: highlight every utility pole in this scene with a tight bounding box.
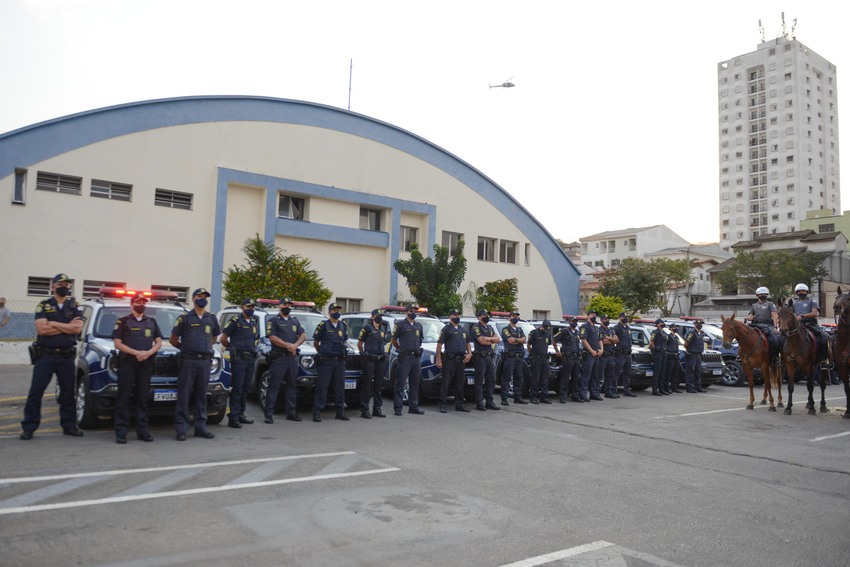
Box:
[347,59,353,111]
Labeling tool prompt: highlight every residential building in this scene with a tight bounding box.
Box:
[644,244,733,315]
[579,225,689,269]
[801,209,850,253]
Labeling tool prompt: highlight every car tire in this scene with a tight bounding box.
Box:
[722,360,745,387]
[207,406,226,425]
[75,376,102,430]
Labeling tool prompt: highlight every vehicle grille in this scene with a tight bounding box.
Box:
[703,352,722,364]
[345,355,362,372]
[632,352,653,365]
[154,355,180,377]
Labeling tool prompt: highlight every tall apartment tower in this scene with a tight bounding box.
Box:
[717,34,840,251]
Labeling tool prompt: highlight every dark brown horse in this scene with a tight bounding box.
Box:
[720,314,781,411]
[777,300,825,415]
[831,287,850,419]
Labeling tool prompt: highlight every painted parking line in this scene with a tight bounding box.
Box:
[811,431,850,442]
[499,541,614,567]
[500,540,681,567]
[655,395,847,419]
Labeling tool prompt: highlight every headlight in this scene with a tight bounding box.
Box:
[300,355,315,370]
[107,354,119,374]
[210,357,221,374]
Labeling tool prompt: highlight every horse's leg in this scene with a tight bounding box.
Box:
[806,363,816,415]
[843,371,850,419]
[744,364,756,410]
[818,362,829,413]
[760,361,775,410]
[784,361,795,415]
[774,359,784,408]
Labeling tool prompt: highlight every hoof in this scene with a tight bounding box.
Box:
[746,404,754,410]
[784,407,793,415]
[777,402,784,408]
[760,399,767,405]
[768,406,776,412]
[808,408,816,416]
[820,405,828,414]
[805,402,815,410]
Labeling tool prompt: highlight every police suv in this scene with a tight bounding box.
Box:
[216,299,362,411]
[629,321,725,389]
[75,288,228,428]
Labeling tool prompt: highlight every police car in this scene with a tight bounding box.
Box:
[75,288,227,429]
[216,299,362,411]
[629,321,725,389]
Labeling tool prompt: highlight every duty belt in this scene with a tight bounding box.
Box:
[444,353,465,360]
[504,352,523,358]
[562,352,580,359]
[364,353,386,361]
[529,354,548,359]
[474,351,494,357]
[400,350,421,356]
[45,346,76,357]
[181,352,211,360]
[320,355,346,361]
[231,350,258,360]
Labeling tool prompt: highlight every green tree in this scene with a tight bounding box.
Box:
[653,257,696,316]
[221,235,333,307]
[597,258,665,318]
[394,241,467,316]
[716,250,829,301]
[471,278,519,314]
[587,294,625,320]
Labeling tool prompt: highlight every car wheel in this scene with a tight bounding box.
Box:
[722,360,745,387]
[75,377,101,429]
[207,406,226,425]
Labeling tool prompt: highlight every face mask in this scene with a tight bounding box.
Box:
[757,296,767,301]
[408,312,417,320]
[695,324,703,330]
[601,320,608,327]
[194,298,208,308]
[510,317,519,324]
[619,318,627,324]
[569,322,577,329]
[481,316,490,324]
[55,286,71,297]
[133,305,146,315]
[589,316,597,323]
[330,312,341,320]
[243,309,254,317]
[451,317,460,325]
[280,307,291,316]
[374,316,383,324]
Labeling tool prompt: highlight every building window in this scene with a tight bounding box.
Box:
[278,194,305,220]
[151,284,188,302]
[359,207,381,231]
[524,243,531,267]
[499,240,518,264]
[477,237,496,262]
[400,226,418,252]
[442,231,464,256]
[532,310,549,320]
[27,276,73,296]
[91,179,132,202]
[335,297,361,312]
[155,189,193,210]
[36,171,82,196]
[82,280,126,299]
[594,260,604,267]
[611,258,621,266]
[819,223,835,233]
[13,168,26,204]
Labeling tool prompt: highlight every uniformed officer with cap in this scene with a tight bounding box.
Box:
[357,308,389,418]
[313,302,349,422]
[391,303,425,415]
[265,297,306,423]
[683,319,707,393]
[578,309,603,402]
[527,320,553,404]
[21,273,85,440]
[170,287,221,441]
[112,293,162,443]
[612,312,637,397]
[220,299,259,428]
[500,310,528,405]
[436,308,472,413]
[665,323,684,393]
[554,316,581,403]
[598,314,620,398]
[471,309,501,410]
[649,319,669,396]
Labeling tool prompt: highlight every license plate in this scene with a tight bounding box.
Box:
[467,377,475,385]
[646,370,653,376]
[153,389,177,401]
[713,369,723,375]
[345,379,357,390]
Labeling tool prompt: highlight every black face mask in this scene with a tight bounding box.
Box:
[589,316,596,323]
[280,307,291,316]
[133,305,146,315]
[569,322,577,329]
[374,316,383,324]
[510,317,519,324]
[481,316,490,324]
[451,317,460,325]
[55,286,71,297]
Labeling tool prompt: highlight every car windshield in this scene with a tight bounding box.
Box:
[492,320,536,336]
[418,318,444,343]
[701,324,724,341]
[292,311,324,338]
[92,306,185,339]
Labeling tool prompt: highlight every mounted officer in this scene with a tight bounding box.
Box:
[792,283,828,364]
[746,286,780,360]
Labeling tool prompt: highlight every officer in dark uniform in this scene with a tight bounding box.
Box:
[265,297,307,423]
[612,312,637,397]
[220,299,259,428]
[554,316,581,403]
[170,287,221,441]
[436,309,472,413]
[471,309,501,411]
[683,319,707,393]
[665,323,684,393]
[792,283,828,363]
[20,273,84,440]
[649,319,669,396]
[500,310,528,405]
[527,320,553,404]
[598,314,620,399]
[313,302,349,422]
[112,294,162,443]
[357,308,389,419]
[391,304,426,416]
[578,309,603,402]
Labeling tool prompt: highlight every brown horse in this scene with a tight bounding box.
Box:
[831,287,850,419]
[777,300,826,415]
[720,314,781,411]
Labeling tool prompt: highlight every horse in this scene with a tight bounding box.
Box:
[777,300,826,416]
[831,287,850,419]
[720,314,782,411]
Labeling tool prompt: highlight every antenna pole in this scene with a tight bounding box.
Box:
[348,59,353,111]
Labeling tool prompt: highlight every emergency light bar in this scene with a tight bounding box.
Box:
[256,298,316,309]
[381,305,429,313]
[99,287,178,301]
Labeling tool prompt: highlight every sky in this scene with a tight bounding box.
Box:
[1,0,847,246]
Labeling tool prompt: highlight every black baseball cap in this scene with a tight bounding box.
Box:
[329,302,342,310]
[406,303,417,311]
[655,318,665,326]
[449,309,460,315]
[476,309,490,317]
[52,273,71,284]
[192,288,210,298]
[371,308,384,316]
[587,308,597,315]
[240,299,255,307]
[279,297,293,305]
[541,320,551,328]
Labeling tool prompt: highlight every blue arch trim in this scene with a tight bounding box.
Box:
[0,96,579,313]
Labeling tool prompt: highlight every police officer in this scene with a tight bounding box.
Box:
[747,286,779,356]
[612,312,637,397]
[391,304,426,416]
[112,294,162,443]
[792,283,828,363]
[665,323,684,393]
[357,308,389,419]
[598,314,620,399]
[527,320,553,404]
[649,319,669,396]
[578,309,603,402]
[265,297,307,423]
[554,316,581,403]
[170,287,221,441]
[683,319,707,393]
[436,309,472,413]
[220,299,259,428]
[471,309,501,411]
[20,273,84,440]
[500,310,528,405]
[313,302,349,422]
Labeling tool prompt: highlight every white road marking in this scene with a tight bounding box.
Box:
[811,431,850,442]
[655,395,846,419]
[498,540,615,567]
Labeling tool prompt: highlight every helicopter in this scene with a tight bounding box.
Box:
[489,77,515,89]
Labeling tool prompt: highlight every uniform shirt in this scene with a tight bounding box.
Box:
[599,324,616,355]
[501,324,525,354]
[266,314,305,354]
[35,297,83,349]
[650,328,667,352]
[112,313,162,351]
[438,323,468,355]
[666,332,681,354]
[222,315,259,352]
[171,310,220,355]
[793,297,819,323]
[471,322,496,353]
[358,322,389,355]
[554,327,580,354]
[313,319,348,356]
[612,322,632,351]
[527,328,551,356]
[749,301,777,325]
[684,329,706,354]
[393,318,423,352]
[579,321,600,351]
